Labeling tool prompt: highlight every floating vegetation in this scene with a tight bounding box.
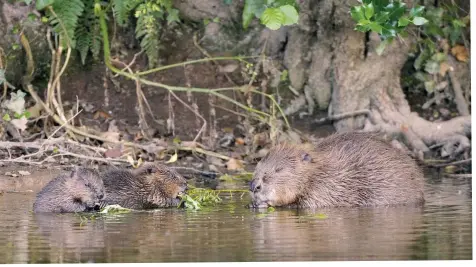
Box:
[255,206,276,219]
[178,186,249,211]
[99,205,132,214]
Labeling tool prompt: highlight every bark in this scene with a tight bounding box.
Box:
[279,0,471,157]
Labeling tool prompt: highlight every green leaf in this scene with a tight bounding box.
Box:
[410,6,425,17]
[368,22,383,34]
[452,19,466,28]
[363,3,374,19]
[313,213,328,219]
[412,16,428,26]
[261,7,285,30]
[242,0,265,29]
[2,114,11,122]
[424,60,439,74]
[23,111,31,119]
[166,8,180,25]
[431,52,446,62]
[279,5,298,25]
[376,38,391,55]
[36,0,55,10]
[424,80,435,94]
[398,16,411,27]
[350,6,365,22]
[267,206,276,212]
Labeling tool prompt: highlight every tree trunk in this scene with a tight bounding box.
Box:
[281,0,471,157]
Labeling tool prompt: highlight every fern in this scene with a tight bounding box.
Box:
[135,12,161,67]
[112,0,141,27]
[45,0,85,48]
[75,0,102,64]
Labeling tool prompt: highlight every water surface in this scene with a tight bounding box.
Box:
[0,173,472,263]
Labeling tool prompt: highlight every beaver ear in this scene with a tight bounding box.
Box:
[301,153,312,163]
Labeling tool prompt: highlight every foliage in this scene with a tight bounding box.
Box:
[32,0,180,67]
[99,204,132,214]
[178,187,248,211]
[350,1,469,96]
[350,0,428,55]
[242,0,300,30]
[1,90,30,131]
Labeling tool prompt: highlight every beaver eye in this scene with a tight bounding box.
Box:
[275,167,283,173]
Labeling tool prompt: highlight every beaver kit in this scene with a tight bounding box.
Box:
[33,167,105,213]
[250,132,425,209]
[99,162,188,209]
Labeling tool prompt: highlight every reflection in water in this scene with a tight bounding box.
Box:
[0,177,472,263]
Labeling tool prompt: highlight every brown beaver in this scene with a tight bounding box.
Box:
[250,132,425,208]
[33,167,105,213]
[100,162,188,209]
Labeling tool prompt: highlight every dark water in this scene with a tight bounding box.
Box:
[0,176,472,263]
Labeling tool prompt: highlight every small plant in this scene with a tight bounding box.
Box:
[33,0,181,67]
[242,0,300,30]
[350,0,428,55]
[1,90,31,132]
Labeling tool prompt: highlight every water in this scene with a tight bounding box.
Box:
[0,174,472,263]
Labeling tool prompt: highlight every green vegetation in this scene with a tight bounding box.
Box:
[178,186,249,211]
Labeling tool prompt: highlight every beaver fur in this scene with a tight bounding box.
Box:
[250,132,425,208]
[100,162,188,209]
[33,167,105,213]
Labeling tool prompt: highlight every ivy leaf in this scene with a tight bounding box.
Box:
[398,16,411,27]
[350,6,365,22]
[410,6,425,17]
[412,16,428,26]
[363,3,374,20]
[36,0,55,10]
[368,22,383,34]
[279,5,298,26]
[166,8,180,25]
[260,7,285,30]
[424,60,439,74]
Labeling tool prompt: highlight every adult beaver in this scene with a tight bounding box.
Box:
[33,167,105,213]
[250,132,425,208]
[100,162,188,209]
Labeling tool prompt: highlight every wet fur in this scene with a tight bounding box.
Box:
[250,132,426,208]
[100,163,188,209]
[33,167,105,213]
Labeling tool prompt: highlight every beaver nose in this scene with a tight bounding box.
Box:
[250,180,261,192]
[98,194,104,199]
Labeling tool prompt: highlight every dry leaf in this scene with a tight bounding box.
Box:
[166,152,178,163]
[235,137,245,145]
[100,131,120,143]
[226,158,244,171]
[126,155,142,168]
[439,62,452,77]
[93,110,112,120]
[104,147,123,158]
[451,45,469,62]
[26,103,43,119]
[218,64,239,73]
[11,117,28,131]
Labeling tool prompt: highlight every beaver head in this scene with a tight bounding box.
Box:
[250,143,315,208]
[134,163,188,206]
[66,167,105,209]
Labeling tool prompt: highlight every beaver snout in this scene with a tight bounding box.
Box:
[250,180,262,192]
